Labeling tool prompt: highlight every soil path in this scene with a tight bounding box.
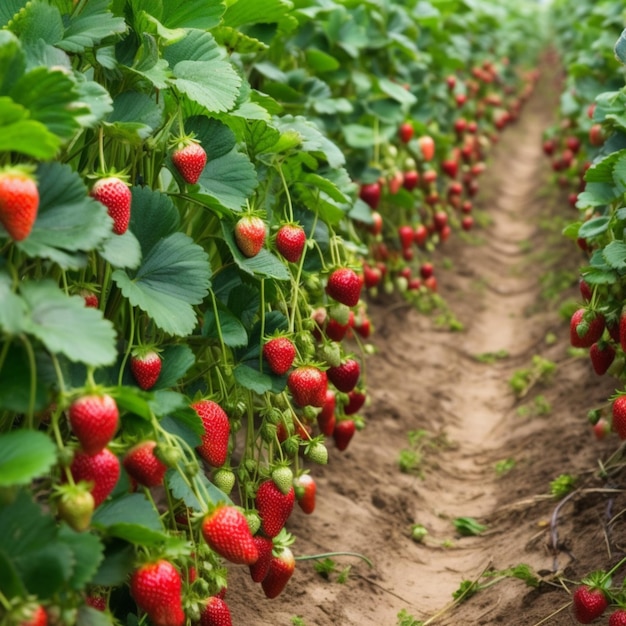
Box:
[228,74,620,626]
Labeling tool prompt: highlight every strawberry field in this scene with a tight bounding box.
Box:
[3,0,626,625]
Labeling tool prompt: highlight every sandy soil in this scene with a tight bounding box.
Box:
[226,72,625,626]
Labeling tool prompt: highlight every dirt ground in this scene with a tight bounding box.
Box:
[227,71,626,625]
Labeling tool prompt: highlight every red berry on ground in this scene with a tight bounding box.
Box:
[572,584,608,624]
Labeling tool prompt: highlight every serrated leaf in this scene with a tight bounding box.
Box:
[6,1,64,46]
[615,28,626,64]
[18,281,117,366]
[90,542,135,586]
[57,526,105,591]
[0,430,57,487]
[578,215,610,239]
[203,304,248,348]
[276,115,344,168]
[74,78,114,128]
[93,493,164,532]
[152,345,196,390]
[148,389,188,417]
[110,386,153,420]
[99,229,142,270]
[234,363,273,394]
[167,469,232,511]
[16,162,113,270]
[185,116,236,160]
[161,1,224,29]
[603,241,626,270]
[112,232,211,336]
[193,148,258,213]
[104,92,165,143]
[18,540,74,597]
[222,0,294,29]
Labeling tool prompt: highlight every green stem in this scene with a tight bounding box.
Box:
[19,335,37,430]
[118,305,136,387]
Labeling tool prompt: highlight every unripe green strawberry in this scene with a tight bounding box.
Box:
[234,215,266,257]
[130,349,162,390]
[255,480,295,538]
[275,223,306,263]
[68,393,119,454]
[199,596,232,626]
[305,440,328,465]
[201,505,259,565]
[0,167,39,242]
[261,546,295,599]
[192,400,230,467]
[271,465,293,495]
[130,560,185,626]
[213,468,236,495]
[263,337,296,375]
[90,176,131,235]
[123,440,168,487]
[172,140,207,185]
[69,447,120,508]
[326,268,363,307]
[56,483,95,532]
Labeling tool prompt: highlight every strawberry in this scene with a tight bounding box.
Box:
[327,358,360,393]
[249,535,274,582]
[275,223,306,263]
[589,342,615,376]
[287,366,328,407]
[171,140,207,184]
[398,225,414,250]
[255,480,295,538]
[69,447,120,507]
[398,122,414,143]
[612,396,626,440]
[325,317,350,341]
[418,135,435,161]
[123,440,168,487]
[200,596,232,626]
[263,337,296,375]
[570,308,605,348]
[201,505,259,565]
[344,390,366,415]
[609,609,626,626]
[261,547,295,599]
[593,417,611,440]
[130,560,185,626]
[572,584,608,624]
[192,400,230,467]
[234,215,266,257]
[402,170,419,191]
[0,168,39,242]
[294,474,316,515]
[317,389,336,436]
[414,224,428,246]
[80,290,99,308]
[19,604,47,626]
[85,596,106,611]
[333,419,356,451]
[130,349,162,390]
[90,176,131,235]
[56,484,95,532]
[359,182,381,209]
[326,268,362,307]
[68,393,119,455]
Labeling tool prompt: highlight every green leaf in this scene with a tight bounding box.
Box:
[16,162,113,270]
[149,390,189,418]
[234,363,273,394]
[74,79,114,129]
[0,344,51,413]
[112,232,211,336]
[378,77,417,106]
[193,148,258,213]
[18,281,117,366]
[110,386,153,420]
[167,470,232,512]
[90,541,135,586]
[152,345,196,390]
[203,304,248,348]
[128,186,180,256]
[57,526,105,591]
[0,272,26,334]
[160,412,202,448]
[17,540,74,597]
[5,1,64,45]
[578,216,610,239]
[0,551,26,599]
[104,92,165,143]
[161,1,224,29]
[93,493,164,532]
[615,28,626,65]
[222,0,296,30]
[0,430,57,487]
[305,48,340,73]
[99,229,142,270]
[342,123,379,149]
[76,605,116,626]
[603,241,626,270]
[185,116,236,160]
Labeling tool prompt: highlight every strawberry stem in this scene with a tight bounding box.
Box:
[118,305,136,387]
[19,335,37,430]
[277,162,294,223]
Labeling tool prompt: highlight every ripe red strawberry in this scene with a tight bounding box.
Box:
[91,176,131,235]
[80,290,99,308]
[414,224,428,246]
[398,122,414,143]
[398,225,414,250]
[402,170,419,191]
[327,359,360,393]
[333,419,356,451]
[572,585,608,624]
[275,223,306,263]
[612,396,626,440]
[200,596,232,626]
[68,394,119,454]
[201,505,259,565]
[85,596,106,611]
[234,215,266,257]
[418,135,435,161]
[19,604,47,626]
[359,182,381,209]
[589,342,615,376]
[123,440,168,487]
[609,609,626,626]
[287,366,328,407]
[130,560,185,626]
[130,349,162,390]
[442,158,459,178]
[294,474,316,515]
[255,480,295,538]
[261,547,295,599]
[326,268,362,307]
[249,535,274,582]
[56,484,95,532]
[325,317,350,341]
[70,447,120,507]
[570,309,605,348]
[171,141,207,184]
[192,400,230,467]
[317,389,336,436]
[0,168,39,242]
[344,390,366,415]
[263,337,296,375]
